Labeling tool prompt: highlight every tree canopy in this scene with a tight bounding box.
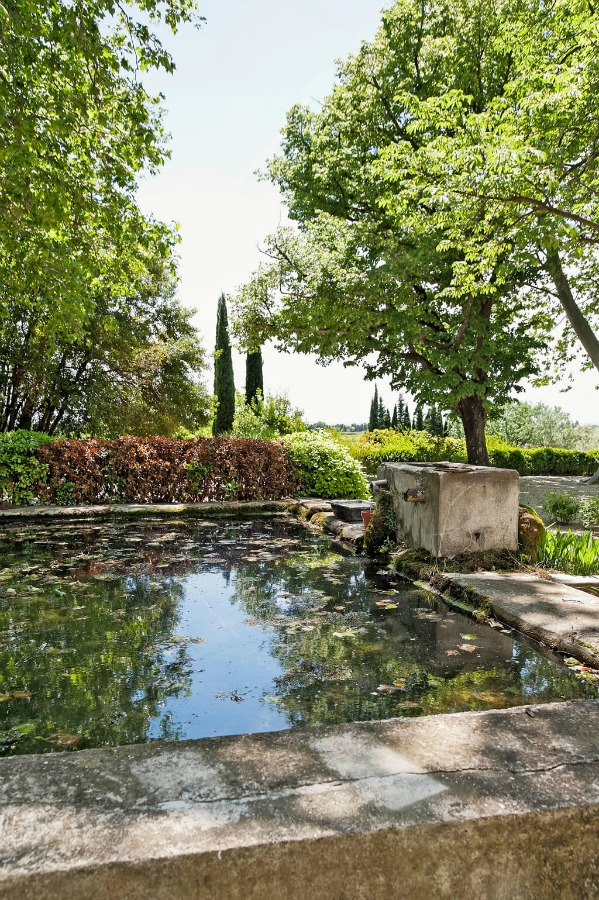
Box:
[232,0,557,464]
[0,0,207,436]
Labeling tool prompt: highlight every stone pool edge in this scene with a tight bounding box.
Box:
[0,499,290,521]
[0,700,598,899]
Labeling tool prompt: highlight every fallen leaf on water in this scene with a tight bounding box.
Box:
[460,634,478,641]
[377,684,402,693]
[10,690,31,700]
[53,733,82,750]
[458,644,478,653]
[398,701,421,709]
[446,650,461,657]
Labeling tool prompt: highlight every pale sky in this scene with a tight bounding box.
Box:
[136,0,599,426]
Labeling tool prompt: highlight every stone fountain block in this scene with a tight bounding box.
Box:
[377,461,519,558]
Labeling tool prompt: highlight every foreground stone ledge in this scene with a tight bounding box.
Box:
[1,702,598,898]
[0,500,289,521]
[440,571,599,668]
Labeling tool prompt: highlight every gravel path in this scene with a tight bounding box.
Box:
[519,475,599,524]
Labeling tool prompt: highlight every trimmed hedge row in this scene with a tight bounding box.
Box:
[348,430,599,476]
[1,435,297,506]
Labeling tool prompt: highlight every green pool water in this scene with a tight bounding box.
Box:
[0,516,595,755]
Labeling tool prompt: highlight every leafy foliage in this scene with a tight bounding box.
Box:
[0,431,52,506]
[541,491,581,525]
[233,0,557,465]
[33,437,296,504]
[233,392,306,440]
[0,1,202,435]
[488,403,580,450]
[539,530,599,576]
[580,498,599,529]
[282,432,369,499]
[347,429,599,476]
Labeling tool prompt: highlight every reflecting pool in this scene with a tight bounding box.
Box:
[0,516,595,755]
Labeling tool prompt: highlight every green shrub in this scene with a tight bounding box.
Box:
[232,392,306,439]
[539,529,599,575]
[542,490,581,524]
[282,431,369,499]
[349,429,466,473]
[0,431,53,506]
[348,430,599,476]
[580,497,599,529]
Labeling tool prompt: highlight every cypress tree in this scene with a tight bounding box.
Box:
[424,405,433,434]
[212,294,235,435]
[391,403,398,428]
[396,395,405,428]
[414,401,424,431]
[402,402,411,430]
[377,394,387,428]
[369,386,379,431]
[380,407,392,429]
[245,348,264,405]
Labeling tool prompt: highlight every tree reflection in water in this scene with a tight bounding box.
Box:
[0,517,596,754]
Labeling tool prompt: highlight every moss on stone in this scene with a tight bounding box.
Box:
[364,491,396,557]
[518,504,546,563]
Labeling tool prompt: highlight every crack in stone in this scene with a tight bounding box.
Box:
[119,756,599,811]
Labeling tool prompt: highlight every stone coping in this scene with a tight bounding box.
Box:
[0,499,289,521]
[0,701,598,898]
[438,571,599,668]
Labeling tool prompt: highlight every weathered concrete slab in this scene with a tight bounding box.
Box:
[0,500,288,521]
[443,571,599,667]
[379,462,519,557]
[1,702,598,898]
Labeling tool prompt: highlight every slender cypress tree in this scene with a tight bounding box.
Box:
[402,402,411,430]
[424,405,433,434]
[368,386,379,431]
[377,394,387,428]
[212,294,235,435]
[391,403,398,428]
[414,401,424,431]
[245,348,264,405]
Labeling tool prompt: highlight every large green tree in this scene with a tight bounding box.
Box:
[376,0,599,374]
[233,0,547,464]
[0,0,203,434]
[212,294,235,435]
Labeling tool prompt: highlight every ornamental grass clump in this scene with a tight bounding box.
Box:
[282,431,369,499]
[539,530,599,576]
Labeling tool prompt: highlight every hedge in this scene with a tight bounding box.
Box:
[0,435,297,506]
[348,430,599,477]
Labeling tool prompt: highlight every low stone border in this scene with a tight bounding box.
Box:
[434,571,599,669]
[0,500,289,522]
[1,701,598,899]
[284,498,366,549]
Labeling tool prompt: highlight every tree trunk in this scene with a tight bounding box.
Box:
[457,395,489,466]
[545,250,599,483]
[545,250,599,370]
